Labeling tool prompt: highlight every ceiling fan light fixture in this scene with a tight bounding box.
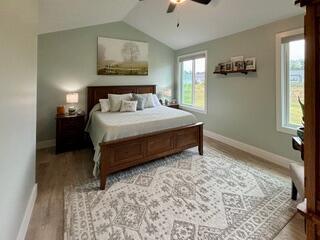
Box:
[167,0,211,14]
[170,0,186,4]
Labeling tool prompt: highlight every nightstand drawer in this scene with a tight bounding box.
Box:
[60,124,84,136]
[60,117,84,129]
[59,129,83,138]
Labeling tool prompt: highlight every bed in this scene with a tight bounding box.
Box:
[86,85,203,190]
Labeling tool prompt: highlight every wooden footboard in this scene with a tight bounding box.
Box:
[99,122,203,190]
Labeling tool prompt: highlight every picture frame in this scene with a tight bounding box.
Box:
[220,63,226,72]
[245,57,256,70]
[225,62,233,72]
[97,37,149,76]
[214,65,221,73]
[231,56,245,71]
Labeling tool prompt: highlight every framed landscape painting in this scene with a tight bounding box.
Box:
[97,37,149,75]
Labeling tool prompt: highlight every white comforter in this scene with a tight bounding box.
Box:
[85,106,197,176]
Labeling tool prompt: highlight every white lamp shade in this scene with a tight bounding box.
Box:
[163,89,172,98]
[66,93,79,104]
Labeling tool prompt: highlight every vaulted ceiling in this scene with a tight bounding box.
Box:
[39,0,304,50]
[39,0,137,34]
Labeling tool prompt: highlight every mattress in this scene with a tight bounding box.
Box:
[85,106,197,176]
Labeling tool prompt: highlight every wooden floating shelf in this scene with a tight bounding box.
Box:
[214,69,257,75]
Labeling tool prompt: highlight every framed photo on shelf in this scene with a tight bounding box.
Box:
[225,62,233,72]
[245,57,256,70]
[234,61,245,71]
[220,63,226,72]
[214,65,221,73]
[231,56,245,71]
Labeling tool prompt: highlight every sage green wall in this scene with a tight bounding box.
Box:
[37,21,175,142]
[0,0,37,239]
[175,15,304,161]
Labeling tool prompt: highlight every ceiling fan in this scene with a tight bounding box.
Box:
[139,0,212,14]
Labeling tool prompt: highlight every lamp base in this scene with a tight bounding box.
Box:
[68,106,76,115]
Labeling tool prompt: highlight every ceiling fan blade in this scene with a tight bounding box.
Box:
[167,2,177,13]
[191,0,211,4]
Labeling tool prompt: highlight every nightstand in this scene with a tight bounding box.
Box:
[56,113,85,154]
[166,103,179,109]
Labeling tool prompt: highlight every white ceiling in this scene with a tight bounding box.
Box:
[39,0,304,49]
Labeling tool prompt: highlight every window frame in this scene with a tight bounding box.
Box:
[275,28,304,135]
[177,51,208,114]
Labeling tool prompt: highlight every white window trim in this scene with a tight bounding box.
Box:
[177,50,208,114]
[275,28,304,135]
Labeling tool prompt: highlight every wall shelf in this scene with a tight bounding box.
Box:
[213,69,256,75]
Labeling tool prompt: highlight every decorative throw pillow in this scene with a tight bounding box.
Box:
[120,100,137,112]
[134,93,154,108]
[108,93,133,112]
[152,94,161,107]
[133,94,146,110]
[99,99,110,112]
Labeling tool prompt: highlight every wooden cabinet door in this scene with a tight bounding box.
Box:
[296,1,320,239]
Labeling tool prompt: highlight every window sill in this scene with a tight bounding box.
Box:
[277,125,300,135]
[180,105,207,114]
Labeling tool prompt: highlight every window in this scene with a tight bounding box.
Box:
[276,29,305,134]
[178,51,207,113]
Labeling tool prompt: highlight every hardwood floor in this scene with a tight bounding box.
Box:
[26,137,306,240]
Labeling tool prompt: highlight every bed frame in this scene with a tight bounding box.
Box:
[87,85,203,190]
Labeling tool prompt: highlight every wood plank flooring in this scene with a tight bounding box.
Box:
[25,137,306,240]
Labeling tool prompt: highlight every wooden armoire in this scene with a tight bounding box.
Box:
[295,0,320,239]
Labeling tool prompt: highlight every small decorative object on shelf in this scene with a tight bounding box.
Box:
[225,62,233,72]
[214,65,221,73]
[220,63,226,72]
[214,56,257,75]
[231,56,245,71]
[244,57,256,70]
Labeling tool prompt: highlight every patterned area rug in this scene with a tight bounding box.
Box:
[64,147,296,240]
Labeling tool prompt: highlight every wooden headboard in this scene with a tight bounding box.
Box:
[87,85,156,113]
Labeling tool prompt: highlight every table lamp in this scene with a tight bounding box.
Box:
[163,88,172,105]
[66,92,78,115]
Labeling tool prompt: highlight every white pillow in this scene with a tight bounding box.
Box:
[99,99,110,112]
[135,93,154,108]
[120,100,137,112]
[152,94,161,107]
[108,93,133,112]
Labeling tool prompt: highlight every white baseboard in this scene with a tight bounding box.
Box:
[204,129,297,169]
[37,139,55,149]
[16,184,37,240]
